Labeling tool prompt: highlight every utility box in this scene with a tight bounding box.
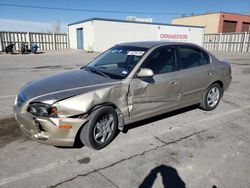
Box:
[68,18,204,52]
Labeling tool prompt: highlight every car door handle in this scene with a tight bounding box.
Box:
[170,81,179,85]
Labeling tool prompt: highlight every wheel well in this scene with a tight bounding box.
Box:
[212,80,223,89]
[88,103,125,131]
[211,80,224,96]
[88,103,118,114]
[73,103,125,147]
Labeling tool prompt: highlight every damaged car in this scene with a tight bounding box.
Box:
[14,41,232,150]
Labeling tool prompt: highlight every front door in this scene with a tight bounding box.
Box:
[128,46,181,121]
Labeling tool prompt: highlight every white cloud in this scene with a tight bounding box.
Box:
[0,19,67,33]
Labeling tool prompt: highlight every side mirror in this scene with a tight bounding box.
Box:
[137,68,154,78]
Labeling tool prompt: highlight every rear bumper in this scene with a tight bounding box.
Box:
[13,106,87,146]
[223,75,232,92]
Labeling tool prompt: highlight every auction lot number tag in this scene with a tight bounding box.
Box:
[127,51,145,56]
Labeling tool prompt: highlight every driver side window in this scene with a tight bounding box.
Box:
[141,46,176,75]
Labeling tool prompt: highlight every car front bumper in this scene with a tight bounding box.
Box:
[13,105,87,146]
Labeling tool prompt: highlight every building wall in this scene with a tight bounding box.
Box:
[218,13,250,33]
[94,20,203,51]
[68,19,204,52]
[68,21,95,50]
[172,13,250,34]
[188,27,204,45]
[93,20,157,51]
[172,13,220,33]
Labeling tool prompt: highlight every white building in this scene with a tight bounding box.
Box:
[126,16,153,23]
[68,18,204,52]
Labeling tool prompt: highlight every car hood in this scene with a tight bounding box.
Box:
[19,69,121,104]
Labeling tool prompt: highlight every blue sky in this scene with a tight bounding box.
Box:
[0,0,249,32]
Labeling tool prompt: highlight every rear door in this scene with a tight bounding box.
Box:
[177,45,213,104]
[128,45,182,120]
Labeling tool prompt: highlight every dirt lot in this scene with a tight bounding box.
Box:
[0,50,250,188]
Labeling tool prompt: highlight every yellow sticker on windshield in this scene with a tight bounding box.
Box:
[127,51,145,56]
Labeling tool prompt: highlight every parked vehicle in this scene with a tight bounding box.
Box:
[21,42,29,54]
[14,41,232,149]
[5,43,14,54]
[31,43,39,53]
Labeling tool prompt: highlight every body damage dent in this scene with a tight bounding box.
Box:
[127,77,182,120]
[54,84,130,130]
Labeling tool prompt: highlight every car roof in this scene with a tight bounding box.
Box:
[117,41,199,49]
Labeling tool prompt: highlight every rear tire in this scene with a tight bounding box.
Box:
[80,106,118,150]
[200,83,222,111]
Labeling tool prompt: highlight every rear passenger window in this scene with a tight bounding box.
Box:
[179,46,210,69]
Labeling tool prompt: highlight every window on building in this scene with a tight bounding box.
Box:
[242,22,250,32]
[222,20,237,33]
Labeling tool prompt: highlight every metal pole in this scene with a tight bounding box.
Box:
[218,33,222,51]
[27,32,31,49]
[242,32,247,53]
[0,32,2,52]
[53,33,56,50]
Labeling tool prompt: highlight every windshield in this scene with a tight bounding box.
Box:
[86,45,148,79]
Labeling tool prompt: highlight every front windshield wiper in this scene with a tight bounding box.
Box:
[84,66,110,78]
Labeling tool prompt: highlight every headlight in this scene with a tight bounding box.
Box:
[28,103,58,117]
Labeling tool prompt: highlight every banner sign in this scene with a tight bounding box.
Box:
[157,26,191,42]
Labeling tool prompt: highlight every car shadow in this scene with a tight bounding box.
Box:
[35,51,44,54]
[21,51,45,55]
[122,104,198,134]
[139,164,186,188]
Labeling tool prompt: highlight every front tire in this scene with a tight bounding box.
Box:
[200,83,222,111]
[80,106,118,150]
